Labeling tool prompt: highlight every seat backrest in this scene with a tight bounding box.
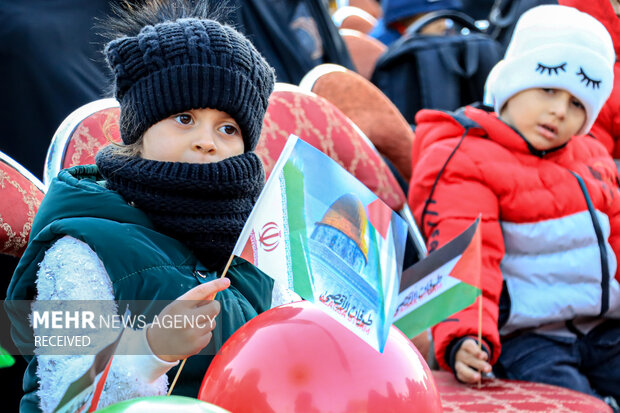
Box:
[335,0,383,18]
[257,83,406,211]
[0,151,45,257]
[44,98,121,187]
[332,6,377,34]
[300,64,414,182]
[339,29,387,80]
[348,0,382,18]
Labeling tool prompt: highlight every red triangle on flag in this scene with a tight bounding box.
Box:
[239,230,257,265]
[448,223,481,289]
[366,198,392,239]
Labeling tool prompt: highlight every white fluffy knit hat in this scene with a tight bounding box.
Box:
[484,5,615,135]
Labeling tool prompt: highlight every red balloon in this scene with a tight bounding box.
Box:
[199,301,442,412]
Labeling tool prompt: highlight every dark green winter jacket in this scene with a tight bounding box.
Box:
[6,165,273,412]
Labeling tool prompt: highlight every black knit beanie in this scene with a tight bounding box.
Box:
[104,14,275,151]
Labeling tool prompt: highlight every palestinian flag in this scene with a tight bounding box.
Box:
[393,218,481,339]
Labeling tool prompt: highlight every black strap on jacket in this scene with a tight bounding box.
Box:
[570,171,611,317]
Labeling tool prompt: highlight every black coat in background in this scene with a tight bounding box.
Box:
[0,0,113,180]
[230,0,354,84]
[0,2,113,409]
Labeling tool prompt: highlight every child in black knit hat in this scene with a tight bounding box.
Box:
[7,1,297,411]
[97,0,274,273]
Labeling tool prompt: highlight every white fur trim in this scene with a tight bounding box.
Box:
[270,280,302,308]
[34,236,171,412]
[117,327,179,383]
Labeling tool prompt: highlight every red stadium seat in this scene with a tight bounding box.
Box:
[44,98,121,186]
[338,29,387,80]
[258,84,402,207]
[432,370,614,412]
[332,6,377,34]
[300,64,415,182]
[347,0,382,19]
[0,151,45,257]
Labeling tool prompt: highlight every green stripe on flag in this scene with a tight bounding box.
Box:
[394,282,480,339]
[283,162,313,300]
[366,224,387,342]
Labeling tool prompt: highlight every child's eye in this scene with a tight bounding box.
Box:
[219,124,240,136]
[173,114,193,125]
[571,98,585,110]
[542,88,556,94]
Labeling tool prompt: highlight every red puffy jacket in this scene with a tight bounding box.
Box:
[409,106,620,372]
[559,0,620,158]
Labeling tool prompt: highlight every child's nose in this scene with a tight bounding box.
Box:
[549,92,571,119]
[192,132,217,154]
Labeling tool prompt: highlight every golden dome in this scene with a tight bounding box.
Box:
[317,193,369,259]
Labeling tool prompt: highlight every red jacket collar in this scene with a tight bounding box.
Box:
[413,106,569,167]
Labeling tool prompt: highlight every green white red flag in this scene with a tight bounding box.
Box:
[393,218,482,338]
[233,135,407,352]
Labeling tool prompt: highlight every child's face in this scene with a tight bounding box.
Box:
[611,0,620,17]
[500,88,586,151]
[141,108,244,163]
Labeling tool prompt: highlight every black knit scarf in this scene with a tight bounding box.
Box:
[96,146,265,273]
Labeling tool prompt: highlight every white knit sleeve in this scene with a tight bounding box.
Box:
[34,236,176,412]
[270,280,302,308]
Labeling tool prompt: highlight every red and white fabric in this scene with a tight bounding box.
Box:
[409,106,620,371]
[0,151,45,257]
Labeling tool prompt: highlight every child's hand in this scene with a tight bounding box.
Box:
[454,338,492,384]
[147,278,231,363]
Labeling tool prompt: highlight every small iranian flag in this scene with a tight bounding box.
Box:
[233,135,314,300]
[393,218,481,339]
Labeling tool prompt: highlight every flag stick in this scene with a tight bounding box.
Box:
[220,254,235,279]
[167,358,187,396]
[169,254,235,396]
[477,295,482,389]
[208,254,234,300]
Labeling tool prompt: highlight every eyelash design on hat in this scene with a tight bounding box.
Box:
[536,63,566,75]
[577,68,601,89]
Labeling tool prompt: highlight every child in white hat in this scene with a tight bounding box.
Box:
[408,4,619,406]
